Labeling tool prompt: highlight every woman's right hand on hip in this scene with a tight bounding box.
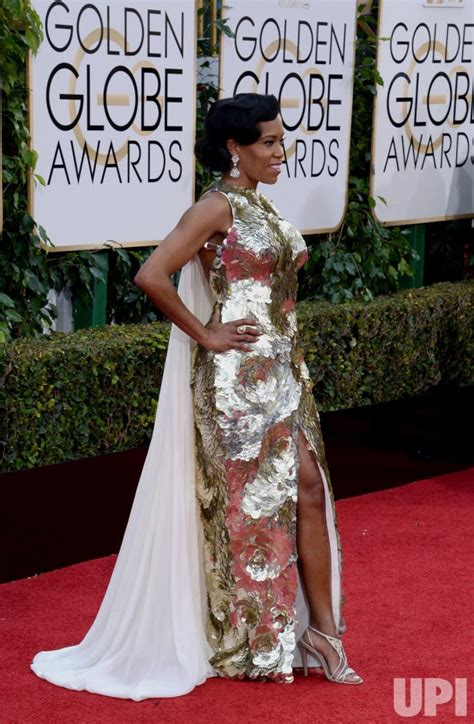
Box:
[203,308,262,352]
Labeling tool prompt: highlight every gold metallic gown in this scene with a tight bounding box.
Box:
[191,181,345,682]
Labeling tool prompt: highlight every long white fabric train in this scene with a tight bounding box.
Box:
[31,259,215,699]
[31,256,341,699]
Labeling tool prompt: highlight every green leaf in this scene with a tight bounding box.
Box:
[89,267,106,282]
[0,292,16,308]
[5,308,23,322]
[20,214,35,233]
[24,270,47,294]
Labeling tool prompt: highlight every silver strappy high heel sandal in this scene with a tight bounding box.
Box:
[298,625,363,685]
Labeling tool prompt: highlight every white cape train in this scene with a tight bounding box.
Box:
[31,257,341,700]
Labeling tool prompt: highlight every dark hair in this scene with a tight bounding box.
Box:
[194,93,280,173]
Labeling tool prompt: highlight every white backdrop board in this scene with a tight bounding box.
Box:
[220,0,358,234]
[29,0,196,251]
[371,0,474,225]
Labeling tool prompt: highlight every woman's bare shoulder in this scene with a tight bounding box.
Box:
[179,188,232,235]
[197,188,231,214]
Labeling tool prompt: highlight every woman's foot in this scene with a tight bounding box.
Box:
[299,625,363,684]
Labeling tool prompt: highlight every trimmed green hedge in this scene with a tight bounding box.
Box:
[1,281,472,472]
[1,324,169,472]
[297,281,473,410]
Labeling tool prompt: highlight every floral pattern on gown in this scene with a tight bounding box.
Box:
[191,182,346,682]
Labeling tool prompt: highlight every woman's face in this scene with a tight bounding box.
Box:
[226,115,285,188]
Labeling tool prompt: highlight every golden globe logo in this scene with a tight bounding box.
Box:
[382,22,472,171]
[227,15,350,179]
[43,2,186,185]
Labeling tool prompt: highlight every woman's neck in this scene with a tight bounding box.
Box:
[220,173,258,190]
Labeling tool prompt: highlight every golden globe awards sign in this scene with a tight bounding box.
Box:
[29,0,196,251]
[220,0,358,233]
[371,0,473,225]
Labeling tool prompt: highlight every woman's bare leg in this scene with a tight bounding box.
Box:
[296,429,360,681]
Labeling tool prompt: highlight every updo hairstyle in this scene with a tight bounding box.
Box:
[194,93,280,173]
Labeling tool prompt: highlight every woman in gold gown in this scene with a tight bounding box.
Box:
[135,93,362,685]
[31,93,362,699]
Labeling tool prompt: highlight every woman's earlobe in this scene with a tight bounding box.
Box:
[227,140,238,156]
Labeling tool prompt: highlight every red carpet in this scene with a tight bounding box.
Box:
[2,469,472,723]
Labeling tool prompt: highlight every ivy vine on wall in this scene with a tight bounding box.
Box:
[0,0,116,342]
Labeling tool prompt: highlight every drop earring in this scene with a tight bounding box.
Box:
[230,154,240,178]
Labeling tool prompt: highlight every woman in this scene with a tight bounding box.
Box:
[31,93,362,699]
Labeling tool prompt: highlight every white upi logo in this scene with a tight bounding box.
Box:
[393,678,468,717]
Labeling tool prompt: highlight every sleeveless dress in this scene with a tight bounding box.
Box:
[191,181,346,682]
[30,181,346,699]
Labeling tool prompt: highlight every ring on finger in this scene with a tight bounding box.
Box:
[236,325,247,335]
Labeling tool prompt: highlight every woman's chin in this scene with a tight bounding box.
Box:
[261,175,280,185]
